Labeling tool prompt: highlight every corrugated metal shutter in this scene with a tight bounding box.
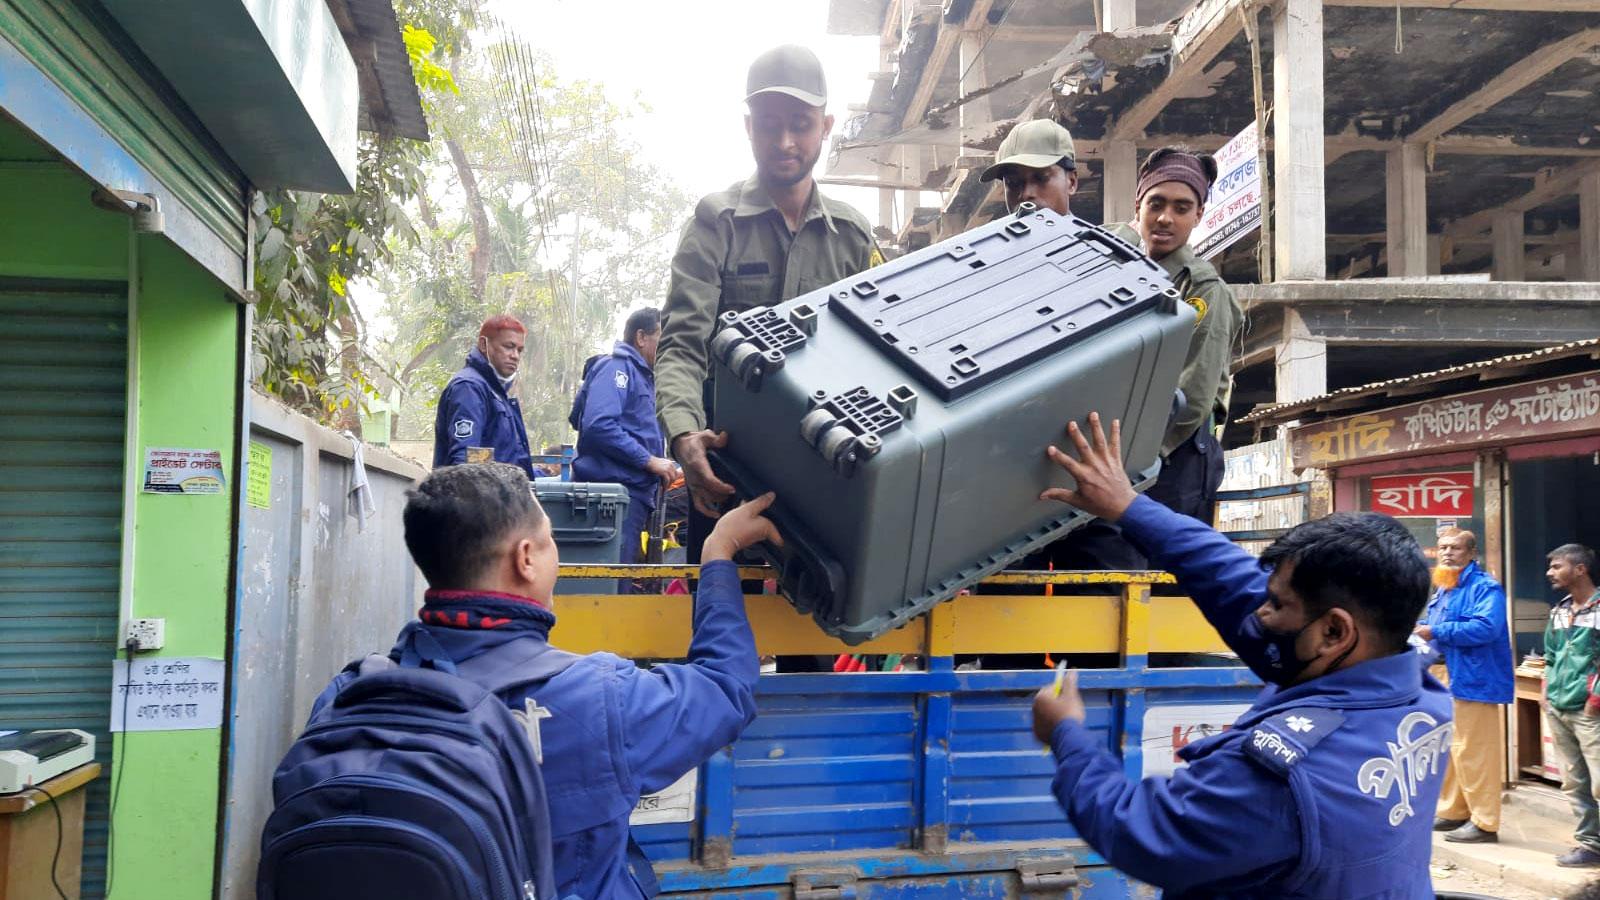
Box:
[0,283,126,899]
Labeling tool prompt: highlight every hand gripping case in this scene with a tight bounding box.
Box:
[708,205,1197,644]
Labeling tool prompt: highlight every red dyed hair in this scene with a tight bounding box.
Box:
[478,314,527,338]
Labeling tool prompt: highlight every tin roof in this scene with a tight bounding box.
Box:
[1238,338,1600,427]
[328,0,430,141]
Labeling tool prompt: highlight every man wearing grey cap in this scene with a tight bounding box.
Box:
[979,118,1081,216]
[657,44,878,561]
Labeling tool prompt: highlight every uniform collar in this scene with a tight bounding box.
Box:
[611,340,649,372]
[466,348,512,399]
[1237,650,1425,729]
[1110,221,1196,280]
[734,174,839,234]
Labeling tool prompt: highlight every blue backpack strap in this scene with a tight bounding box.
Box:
[455,636,582,697]
[1242,707,1345,777]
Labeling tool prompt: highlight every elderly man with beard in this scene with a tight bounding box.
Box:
[1414,528,1511,844]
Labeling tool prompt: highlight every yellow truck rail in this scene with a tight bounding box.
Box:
[553,565,1230,659]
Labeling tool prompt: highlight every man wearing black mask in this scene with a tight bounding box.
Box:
[1031,413,1453,897]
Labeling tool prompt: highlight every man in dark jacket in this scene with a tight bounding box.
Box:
[333,463,780,898]
[433,314,537,479]
[571,307,676,563]
[1033,414,1451,898]
[1415,527,1511,844]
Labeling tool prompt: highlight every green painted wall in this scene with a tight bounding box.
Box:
[109,235,240,900]
[0,133,239,898]
[0,167,129,280]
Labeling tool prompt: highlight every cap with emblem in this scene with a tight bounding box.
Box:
[746,44,828,108]
[980,119,1077,182]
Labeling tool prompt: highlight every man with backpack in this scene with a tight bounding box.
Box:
[570,307,677,564]
[260,463,781,900]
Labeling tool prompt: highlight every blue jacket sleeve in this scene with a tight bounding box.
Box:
[1434,577,1506,649]
[577,359,654,471]
[1050,720,1299,892]
[436,381,491,466]
[1117,495,1280,681]
[616,559,759,794]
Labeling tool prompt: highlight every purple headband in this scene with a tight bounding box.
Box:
[1135,154,1212,207]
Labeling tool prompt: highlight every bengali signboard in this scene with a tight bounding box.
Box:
[1191,121,1262,260]
[1289,371,1600,468]
[1369,472,1474,518]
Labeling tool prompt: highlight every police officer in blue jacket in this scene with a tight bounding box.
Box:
[1032,414,1452,898]
[570,308,677,563]
[433,315,537,479]
[376,463,779,898]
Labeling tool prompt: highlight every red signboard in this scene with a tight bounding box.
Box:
[1369,472,1474,518]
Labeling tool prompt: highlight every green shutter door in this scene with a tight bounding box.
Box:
[0,282,126,899]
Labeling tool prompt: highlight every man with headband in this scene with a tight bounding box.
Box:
[1106,147,1243,532]
[1414,528,1510,844]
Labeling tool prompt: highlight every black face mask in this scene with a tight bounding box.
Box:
[1260,615,1318,686]
[1260,610,1359,687]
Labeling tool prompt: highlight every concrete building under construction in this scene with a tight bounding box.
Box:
[824,0,1600,432]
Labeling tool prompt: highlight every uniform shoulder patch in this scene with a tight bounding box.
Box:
[614,368,629,390]
[1242,707,1346,777]
[453,418,475,439]
[1183,296,1209,323]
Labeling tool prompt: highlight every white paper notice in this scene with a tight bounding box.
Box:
[1141,703,1253,777]
[111,657,225,732]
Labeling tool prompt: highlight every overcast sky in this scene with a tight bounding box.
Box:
[493,0,883,227]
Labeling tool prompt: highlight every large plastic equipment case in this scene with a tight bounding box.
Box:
[707,205,1196,644]
[534,481,630,594]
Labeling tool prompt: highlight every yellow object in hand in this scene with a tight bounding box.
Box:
[1051,660,1068,697]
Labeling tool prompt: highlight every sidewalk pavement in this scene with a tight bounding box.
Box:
[1432,784,1599,898]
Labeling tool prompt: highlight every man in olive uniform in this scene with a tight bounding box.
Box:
[1106,147,1241,527]
[982,127,1240,573]
[657,44,878,561]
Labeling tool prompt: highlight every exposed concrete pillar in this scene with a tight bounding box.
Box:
[1580,171,1600,282]
[1427,235,1443,276]
[1491,212,1526,281]
[1385,144,1428,277]
[1272,0,1327,281]
[1104,140,1138,227]
[958,30,992,149]
[1276,308,1328,404]
[1104,0,1137,31]
[900,145,921,226]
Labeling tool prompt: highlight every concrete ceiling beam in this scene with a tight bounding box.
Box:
[1410,28,1600,143]
[1106,0,1252,142]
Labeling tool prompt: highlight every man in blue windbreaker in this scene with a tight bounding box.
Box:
[571,307,677,563]
[1415,527,1512,844]
[386,463,777,898]
[1032,413,1452,898]
[433,314,537,479]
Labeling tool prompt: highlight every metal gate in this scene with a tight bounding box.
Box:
[0,280,127,898]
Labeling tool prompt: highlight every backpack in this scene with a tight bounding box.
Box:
[257,622,578,900]
[567,352,606,431]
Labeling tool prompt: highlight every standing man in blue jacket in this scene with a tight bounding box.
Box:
[375,463,777,898]
[571,307,677,563]
[433,314,537,479]
[1032,414,1451,898]
[1415,527,1512,843]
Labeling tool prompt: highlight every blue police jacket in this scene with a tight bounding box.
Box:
[1422,560,1513,704]
[329,561,757,899]
[433,349,536,479]
[1048,495,1453,898]
[570,342,663,504]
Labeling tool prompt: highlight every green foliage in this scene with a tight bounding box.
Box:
[250,18,456,422]
[377,40,691,451]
